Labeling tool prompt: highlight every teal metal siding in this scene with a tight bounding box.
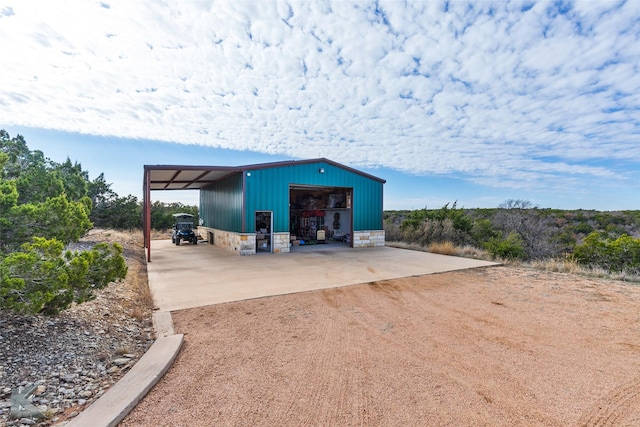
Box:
[351,172,385,231]
[199,173,243,232]
[244,161,383,233]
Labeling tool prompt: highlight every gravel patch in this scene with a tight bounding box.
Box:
[0,230,154,426]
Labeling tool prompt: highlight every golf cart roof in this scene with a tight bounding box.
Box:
[172,213,194,220]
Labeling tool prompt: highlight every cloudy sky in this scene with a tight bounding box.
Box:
[1,0,639,210]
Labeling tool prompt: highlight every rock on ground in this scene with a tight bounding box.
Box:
[0,230,154,427]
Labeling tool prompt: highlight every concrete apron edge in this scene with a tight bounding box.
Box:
[152,310,176,337]
[66,313,182,427]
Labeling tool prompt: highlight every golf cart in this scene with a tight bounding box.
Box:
[172,213,198,245]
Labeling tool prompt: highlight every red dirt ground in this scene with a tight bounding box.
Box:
[122,266,640,426]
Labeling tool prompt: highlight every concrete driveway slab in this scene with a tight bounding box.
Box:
[147,240,498,312]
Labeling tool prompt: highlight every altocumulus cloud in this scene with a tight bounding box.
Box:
[1,0,639,194]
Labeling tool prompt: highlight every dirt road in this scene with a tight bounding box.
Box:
[122,266,640,426]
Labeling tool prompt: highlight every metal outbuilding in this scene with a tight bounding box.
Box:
[143,158,386,260]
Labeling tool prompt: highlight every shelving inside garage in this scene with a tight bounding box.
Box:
[289,186,352,243]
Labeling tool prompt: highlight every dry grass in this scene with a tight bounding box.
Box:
[529,257,584,274]
[496,256,640,283]
[85,228,144,247]
[427,241,458,256]
[457,245,489,259]
[386,240,432,252]
[386,240,433,254]
[115,346,135,356]
[387,239,640,283]
[83,228,155,319]
[150,229,172,240]
[387,240,491,261]
[124,260,154,321]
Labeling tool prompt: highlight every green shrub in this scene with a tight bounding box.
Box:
[399,202,473,246]
[0,130,132,316]
[484,232,526,260]
[471,218,499,246]
[0,237,127,315]
[568,222,593,235]
[574,232,640,274]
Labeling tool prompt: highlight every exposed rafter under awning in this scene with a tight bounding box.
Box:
[145,165,241,191]
[142,165,243,262]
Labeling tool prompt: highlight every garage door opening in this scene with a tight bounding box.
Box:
[289,185,353,250]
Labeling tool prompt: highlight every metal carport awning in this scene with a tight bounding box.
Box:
[143,165,241,262]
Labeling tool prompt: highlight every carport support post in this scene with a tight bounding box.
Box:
[144,167,152,262]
